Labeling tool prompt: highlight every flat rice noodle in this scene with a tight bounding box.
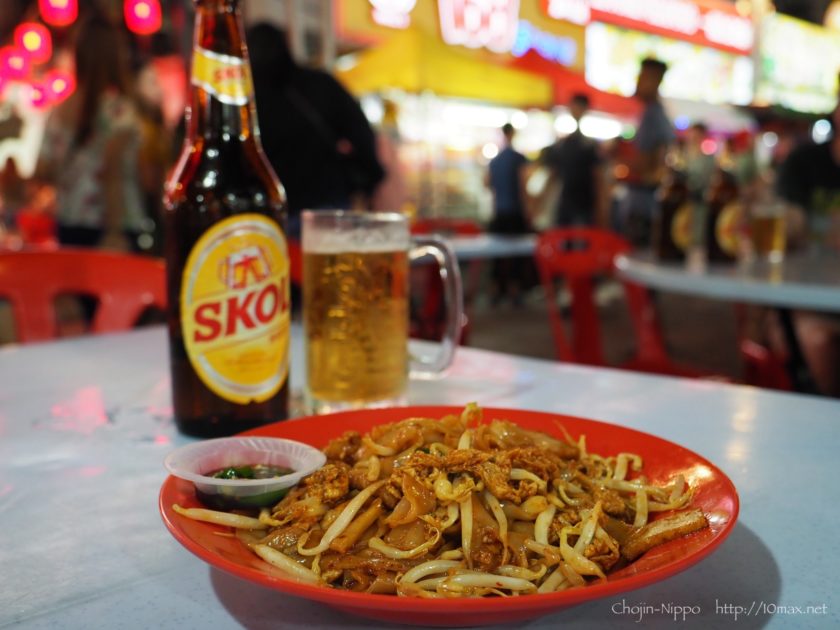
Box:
[509,520,535,537]
[372,422,423,452]
[384,520,428,550]
[367,574,398,594]
[321,548,414,575]
[386,475,436,527]
[331,499,383,554]
[601,515,634,546]
[506,531,532,566]
[468,494,503,569]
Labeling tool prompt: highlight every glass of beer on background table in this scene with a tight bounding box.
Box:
[750,199,787,264]
[302,210,462,414]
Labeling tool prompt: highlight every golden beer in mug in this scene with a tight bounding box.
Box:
[304,248,409,406]
[302,211,462,414]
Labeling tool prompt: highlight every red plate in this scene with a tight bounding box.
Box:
[160,406,739,627]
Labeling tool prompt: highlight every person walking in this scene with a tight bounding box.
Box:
[541,93,607,228]
[486,123,531,305]
[619,58,674,248]
[246,23,384,240]
[35,16,147,252]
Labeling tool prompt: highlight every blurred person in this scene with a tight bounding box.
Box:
[0,157,26,229]
[722,132,759,187]
[540,93,607,228]
[246,23,384,240]
[619,58,674,248]
[486,123,531,305]
[777,100,840,250]
[682,122,716,248]
[35,16,147,252]
[772,98,840,397]
[135,56,173,255]
[372,98,409,213]
[684,123,716,199]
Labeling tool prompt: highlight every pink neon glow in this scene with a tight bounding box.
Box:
[29,81,50,108]
[125,0,162,36]
[0,47,31,81]
[437,0,521,53]
[701,138,718,155]
[49,386,110,435]
[45,68,75,103]
[14,23,52,65]
[39,0,78,28]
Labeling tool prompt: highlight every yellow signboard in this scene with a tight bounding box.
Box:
[336,0,585,72]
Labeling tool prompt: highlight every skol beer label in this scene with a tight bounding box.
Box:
[191,47,253,106]
[181,214,290,404]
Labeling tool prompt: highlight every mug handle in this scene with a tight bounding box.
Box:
[408,237,463,378]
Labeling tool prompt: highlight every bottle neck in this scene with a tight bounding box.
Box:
[186,0,260,144]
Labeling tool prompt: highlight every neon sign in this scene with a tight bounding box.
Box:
[545,0,753,53]
[369,0,417,29]
[511,20,577,65]
[438,0,521,54]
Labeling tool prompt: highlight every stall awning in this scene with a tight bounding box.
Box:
[511,51,642,119]
[336,29,553,108]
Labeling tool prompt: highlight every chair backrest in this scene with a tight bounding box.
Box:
[0,249,166,343]
[534,228,668,366]
[287,240,303,286]
[410,218,483,237]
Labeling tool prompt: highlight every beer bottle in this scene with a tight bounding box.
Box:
[705,168,741,263]
[653,169,692,262]
[164,0,290,437]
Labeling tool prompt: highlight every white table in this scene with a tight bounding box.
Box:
[2,326,839,629]
[447,234,537,261]
[616,251,840,314]
[616,251,840,393]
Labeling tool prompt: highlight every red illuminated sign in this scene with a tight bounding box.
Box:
[438,0,522,53]
[544,0,753,54]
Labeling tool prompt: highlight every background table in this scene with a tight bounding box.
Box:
[616,251,840,392]
[616,251,840,313]
[2,326,839,629]
[447,234,537,261]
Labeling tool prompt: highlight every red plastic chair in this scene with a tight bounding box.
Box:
[287,240,303,286]
[740,339,792,391]
[534,228,717,377]
[0,249,166,343]
[410,217,483,237]
[410,218,481,344]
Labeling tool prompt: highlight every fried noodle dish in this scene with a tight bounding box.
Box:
[174,405,709,597]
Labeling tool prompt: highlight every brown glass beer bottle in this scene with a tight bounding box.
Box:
[653,170,692,262]
[705,168,741,263]
[164,0,290,437]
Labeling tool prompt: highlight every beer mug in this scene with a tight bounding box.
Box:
[750,199,787,264]
[302,210,463,414]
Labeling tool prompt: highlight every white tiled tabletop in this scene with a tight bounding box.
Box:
[1,326,838,629]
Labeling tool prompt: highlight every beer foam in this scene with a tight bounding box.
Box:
[303,227,409,254]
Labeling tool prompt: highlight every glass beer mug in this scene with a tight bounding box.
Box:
[302,210,463,414]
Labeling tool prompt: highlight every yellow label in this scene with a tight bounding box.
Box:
[181,214,290,404]
[191,47,252,105]
[670,203,693,252]
[716,202,742,256]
